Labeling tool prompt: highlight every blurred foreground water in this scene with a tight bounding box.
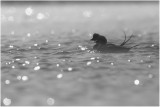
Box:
[1,1,159,106]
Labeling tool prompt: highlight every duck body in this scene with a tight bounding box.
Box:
[93,44,130,53]
[91,33,132,53]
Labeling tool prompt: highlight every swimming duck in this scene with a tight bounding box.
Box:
[90,33,138,53]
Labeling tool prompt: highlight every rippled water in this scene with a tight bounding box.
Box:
[1,1,159,106]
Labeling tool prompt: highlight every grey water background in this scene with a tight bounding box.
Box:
[1,1,159,106]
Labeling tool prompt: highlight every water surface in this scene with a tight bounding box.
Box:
[1,1,159,106]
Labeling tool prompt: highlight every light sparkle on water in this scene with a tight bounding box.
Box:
[68,67,73,71]
[25,7,33,16]
[11,31,15,35]
[17,76,22,80]
[37,13,45,20]
[147,55,151,58]
[88,33,92,37]
[27,33,31,37]
[90,57,95,60]
[134,79,140,85]
[151,44,155,47]
[9,45,14,48]
[22,76,28,81]
[47,98,55,105]
[3,98,11,106]
[25,61,30,64]
[34,44,38,46]
[12,66,15,69]
[22,64,26,66]
[45,40,48,43]
[148,65,152,68]
[56,64,60,67]
[5,80,10,84]
[128,59,131,62]
[140,60,144,63]
[137,34,142,37]
[57,74,63,79]
[79,45,87,51]
[110,62,114,66]
[87,61,92,66]
[34,66,40,70]
[16,58,20,61]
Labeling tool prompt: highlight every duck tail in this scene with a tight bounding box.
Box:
[120,33,134,46]
[120,31,127,46]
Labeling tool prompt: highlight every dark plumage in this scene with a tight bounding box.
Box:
[90,33,138,53]
[91,33,107,45]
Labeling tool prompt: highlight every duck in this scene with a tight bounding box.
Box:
[90,33,138,53]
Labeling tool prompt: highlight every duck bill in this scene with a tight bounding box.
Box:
[90,38,94,41]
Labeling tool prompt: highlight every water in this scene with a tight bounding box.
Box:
[1,1,159,106]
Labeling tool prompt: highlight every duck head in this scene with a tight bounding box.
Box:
[90,33,107,45]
